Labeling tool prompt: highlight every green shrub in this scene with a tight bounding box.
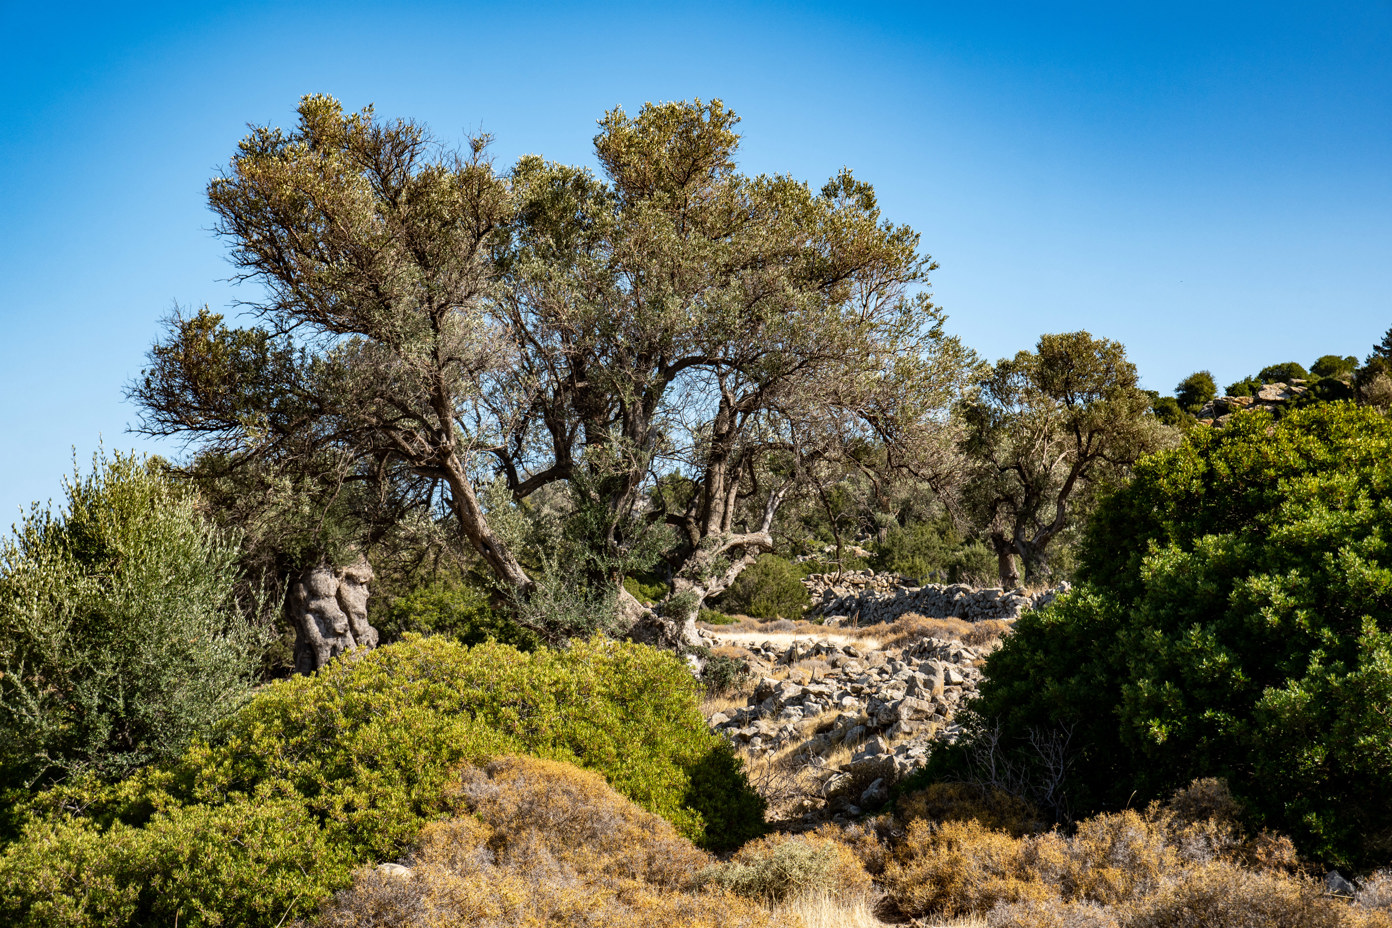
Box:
[377,579,537,649]
[874,517,996,585]
[701,653,754,696]
[699,832,873,904]
[1311,354,1358,379]
[1149,394,1194,427]
[718,554,810,619]
[1291,375,1357,409]
[623,572,670,605]
[968,403,1392,867]
[0,451,265,796]
[0,635,764,926]
[697,607,737,625]
[1258,361,1309,383]
[1225,375,1263,397]
[1174,370,1216,414]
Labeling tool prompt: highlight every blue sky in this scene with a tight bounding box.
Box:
[2,1,1389,520]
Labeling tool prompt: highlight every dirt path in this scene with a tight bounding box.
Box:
[705,629,883,650]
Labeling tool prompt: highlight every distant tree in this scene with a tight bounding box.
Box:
[1257,361,1308,383]
[1310,354,1357,378]
[1225,376,1262,397]
[1355,330,1392,409]
[958,332,1171,588]
[1371,326,1392,363]
[1148,394,1193,428]
[1174,370,1216,414]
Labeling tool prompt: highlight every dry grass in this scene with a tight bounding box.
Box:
[307,756,788,928]
[876,613,976,648]
[871,778,1392,927]
[778,891,885,928]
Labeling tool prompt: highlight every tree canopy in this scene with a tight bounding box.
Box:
[133,95,974,642]
[957,331,1169,588]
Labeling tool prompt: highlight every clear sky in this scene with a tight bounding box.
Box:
[2,1,1389,521]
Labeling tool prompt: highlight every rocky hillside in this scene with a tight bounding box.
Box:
[702,628,996,824]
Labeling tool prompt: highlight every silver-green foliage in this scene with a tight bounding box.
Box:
[0,451,265,790]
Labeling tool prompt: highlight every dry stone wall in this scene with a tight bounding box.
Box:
[803,569,1068,625]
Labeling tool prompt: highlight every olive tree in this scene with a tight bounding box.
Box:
[958,331,1170,588]
[132,96,532,596]
[496,100,975,640]
[135,96,973,645]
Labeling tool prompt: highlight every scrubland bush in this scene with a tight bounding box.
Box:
[718,554,810,619]
[0,451,265,797]
[871,514,998,586]
[967,404,1392,867]
[700,831,874,906]
[702,651,756,697]
[310,756,781,928]
[378,579,537,649]
[878,777,1388,927]
[0,636,764,927]
[895,781,1044,836]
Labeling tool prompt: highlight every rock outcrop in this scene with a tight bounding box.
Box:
[1196,381,1306,425]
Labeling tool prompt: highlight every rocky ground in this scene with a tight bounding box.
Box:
[699,571,1067,827]
[702,632,986,821]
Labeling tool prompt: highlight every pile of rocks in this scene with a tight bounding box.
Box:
[803,570,1067,625]
[708,635,987,817]
[1196,381,1306,425]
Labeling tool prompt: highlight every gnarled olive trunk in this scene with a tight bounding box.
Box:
[289,554,378,674]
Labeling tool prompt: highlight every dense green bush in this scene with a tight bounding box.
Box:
[1149,393,1194,427]
[1225,375,1263,396]
[1258,361,1309,383]
[966,404,1392,867]
[873,516,995,585]
[718,554,810,619]
[1174,370,1217,414]
[0,635,764,926]
[377,579,537,649]
[1311,354,1358,378]
[0,451,265,796]
[623,571,671,605]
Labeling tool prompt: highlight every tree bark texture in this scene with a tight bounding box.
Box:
[289,554,378,674]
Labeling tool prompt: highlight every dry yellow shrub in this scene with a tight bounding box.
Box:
[880,613,974,648]
[1030,810,1180,905]
[699,831,874,906]
[883,819,1053,916]
[897,781,1044,836]
[1127,860,1345,928]
[808,818,892,877]
[985,898,1124,928]
[311,756,787,928]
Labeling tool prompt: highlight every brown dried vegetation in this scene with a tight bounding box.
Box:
[309,756,782,928]
[876,779,1392,928]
